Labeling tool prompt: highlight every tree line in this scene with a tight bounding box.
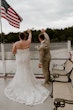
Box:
[0,26,73,44]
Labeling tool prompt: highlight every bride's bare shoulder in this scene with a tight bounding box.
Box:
[14,41,20,45]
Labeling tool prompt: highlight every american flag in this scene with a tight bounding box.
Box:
[1,0,23,28]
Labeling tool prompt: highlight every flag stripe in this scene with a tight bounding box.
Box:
[1,12,21,28]
[1,13,20,28]
[9,22,20,28]
[9,7,22,21]
[1,11,20,25]
[6,16,20,25]
[1,15,20,28]
[1,7,21,23]
[8,8,21,20]
[7,13,21,23]
[1,0,23,28]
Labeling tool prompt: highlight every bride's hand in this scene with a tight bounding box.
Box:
[27,29,31,33]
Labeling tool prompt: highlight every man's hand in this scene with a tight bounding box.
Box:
[38,63,42,68]
[41,29,45,33]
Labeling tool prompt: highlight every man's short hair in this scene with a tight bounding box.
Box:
[38,34,45,40]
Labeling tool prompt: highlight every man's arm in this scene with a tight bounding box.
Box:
[44,32,50,40]
[38,48,44,68]
[39,48,44,63]
[41,29,50,40]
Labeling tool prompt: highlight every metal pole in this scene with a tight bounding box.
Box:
[0,0,6,76]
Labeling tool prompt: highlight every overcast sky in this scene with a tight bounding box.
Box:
[1,0,73,34]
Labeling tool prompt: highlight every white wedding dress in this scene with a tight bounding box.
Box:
[4,48,50,105]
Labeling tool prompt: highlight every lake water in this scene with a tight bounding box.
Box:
[0,42,68,59]
[0,42,70,74]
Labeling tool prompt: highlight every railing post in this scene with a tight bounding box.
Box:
[67,40,71,52]
[1,43,6,75]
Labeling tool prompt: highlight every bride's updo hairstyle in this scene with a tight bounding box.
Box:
[19,32,26,40]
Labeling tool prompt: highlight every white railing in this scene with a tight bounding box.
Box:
[0,40,72,75]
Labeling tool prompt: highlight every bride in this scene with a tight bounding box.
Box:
[4,29,50,105]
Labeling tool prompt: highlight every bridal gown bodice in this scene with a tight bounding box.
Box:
[4,48,50,105]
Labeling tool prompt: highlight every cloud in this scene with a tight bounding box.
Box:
[1,0,73,34]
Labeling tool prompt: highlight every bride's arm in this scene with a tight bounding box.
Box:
[12,43,17,55]
[27,29,32,43]
[27,29,32,40]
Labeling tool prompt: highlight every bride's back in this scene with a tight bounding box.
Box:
[16,48,30,65]
[15,40,31,50]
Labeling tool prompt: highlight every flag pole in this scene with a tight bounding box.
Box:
[0,0,6,76]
